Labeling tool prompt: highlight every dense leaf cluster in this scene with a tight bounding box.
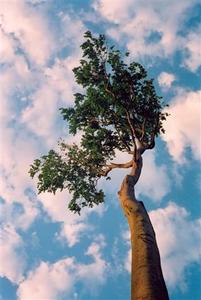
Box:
[29,144,104,214]
[30,31,168,213]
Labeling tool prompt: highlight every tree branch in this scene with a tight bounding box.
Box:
[100,160,133,177]
[125,109,140,161]
[140,118,146,140]
[125,110,136,141]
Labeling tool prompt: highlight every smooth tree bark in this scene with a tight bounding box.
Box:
[117,141,169,300]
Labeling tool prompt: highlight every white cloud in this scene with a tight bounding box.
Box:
[0,27,16,64]
[183,27,201,72]
[92,0,199,70]
[0,1,86,140]
[0,127,40,230]
[21,85,59,145]
[77,235,108,293]
[38,191,81,223]
[0,224,26,283]
[58,12,86,50]
[158,72,176,89]
[17,258,76,300]
[0,59,33,126]
[93,0,134,23]
[17,236,108,299]
[0,198,39,231]
[20,55,83,146]
[58,222,90,247]
[162,89,201,162]
[136,150,170,201]
[150,202,201,289]
[0,0,54,66]
[38,190,105,247]
[124,202,201,290]
[44,57,79,106]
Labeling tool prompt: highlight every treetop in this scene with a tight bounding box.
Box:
[29,31,168,214]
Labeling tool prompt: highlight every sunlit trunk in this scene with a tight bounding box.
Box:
[118,175,169,300]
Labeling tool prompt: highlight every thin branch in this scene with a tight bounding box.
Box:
[100,160,133,177]
[125,109,139,161]
[125,110,136,140]
[140,118,146,141]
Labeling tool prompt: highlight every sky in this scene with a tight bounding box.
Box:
[0,0,200,299]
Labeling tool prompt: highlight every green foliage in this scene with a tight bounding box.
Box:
[29,144,104,214]
[30,31,168,214]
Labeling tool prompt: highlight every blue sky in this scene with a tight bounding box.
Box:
[0,0,200,299]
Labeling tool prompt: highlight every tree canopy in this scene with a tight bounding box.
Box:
[29,31,168,214]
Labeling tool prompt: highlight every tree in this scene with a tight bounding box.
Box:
[29,31,169,300]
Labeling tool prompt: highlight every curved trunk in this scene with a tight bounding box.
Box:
[118,175,169,300]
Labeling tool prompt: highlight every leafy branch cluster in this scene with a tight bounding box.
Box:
[29,144,104,214]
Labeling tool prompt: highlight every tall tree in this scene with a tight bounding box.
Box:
[30,31,169,300]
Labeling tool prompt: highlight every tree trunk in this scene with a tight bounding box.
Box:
[118,175,169,300]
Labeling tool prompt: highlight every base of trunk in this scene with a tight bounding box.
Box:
[119,175,169,300]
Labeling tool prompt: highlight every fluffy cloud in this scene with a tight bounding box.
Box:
[183,27,201,72]
[0,0,54,66]
[124,202,201,290]
[158,72,176,89]
[0,27,16,64]
[17,236,108,299]
[92,0,134,23]
[17,258,76,300]
[93,0,199,71]
[38,190,105,247]
[150,202,201,289]
[0,224,26,283]
[162,89,201,162]
[58,12,86,50]
[20,55,82,146]
[76,235,108,293]
[38,191,91,248]
[37,190,90,224]
[135,150,170,201]
[21,85,59,146]
[0,57,33,127]
[0,127,40,230]
[58,222,90,247]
